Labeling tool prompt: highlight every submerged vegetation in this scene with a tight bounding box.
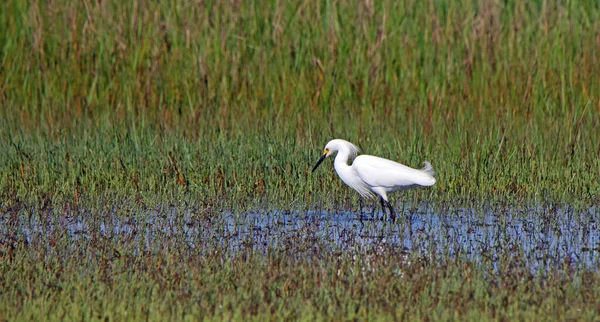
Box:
[1,0,599,320]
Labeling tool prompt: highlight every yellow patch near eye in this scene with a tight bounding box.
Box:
[324,148,329,154]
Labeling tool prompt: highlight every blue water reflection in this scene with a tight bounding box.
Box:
[4,204,599,271]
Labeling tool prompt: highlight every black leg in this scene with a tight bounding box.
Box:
[379,196,387,220]
[379,197,396,221]
[358,199,365,220]
[384,199,396,222]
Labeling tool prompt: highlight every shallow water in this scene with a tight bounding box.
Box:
[3,204,599,271]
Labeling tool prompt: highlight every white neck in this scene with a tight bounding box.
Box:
[333,148,353,180]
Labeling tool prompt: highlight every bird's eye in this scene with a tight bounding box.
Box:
[324,148,329,154]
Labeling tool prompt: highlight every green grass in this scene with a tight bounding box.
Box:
[1,0,598,209]
[1,0,600,320]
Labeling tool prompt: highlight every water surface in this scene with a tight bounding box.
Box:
[3,204,599,271]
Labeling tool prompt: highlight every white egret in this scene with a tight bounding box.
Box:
[312,139,435,221]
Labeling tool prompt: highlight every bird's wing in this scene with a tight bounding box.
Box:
[352,155,436,189]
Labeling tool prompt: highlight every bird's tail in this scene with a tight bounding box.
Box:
[421,161,435,177]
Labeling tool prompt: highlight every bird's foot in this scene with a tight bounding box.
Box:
[390,213,397,222]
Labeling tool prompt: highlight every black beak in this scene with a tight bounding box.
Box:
[312,153,327,172]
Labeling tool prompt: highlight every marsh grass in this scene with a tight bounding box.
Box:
[1,0,599,209]
[1,0,600,320]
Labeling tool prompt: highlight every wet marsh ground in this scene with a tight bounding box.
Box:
[2,201,600,320]
[1,0,600,320]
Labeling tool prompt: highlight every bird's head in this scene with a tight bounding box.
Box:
[312,139,359,172]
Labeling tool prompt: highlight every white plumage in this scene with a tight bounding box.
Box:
[312,139,436,220]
